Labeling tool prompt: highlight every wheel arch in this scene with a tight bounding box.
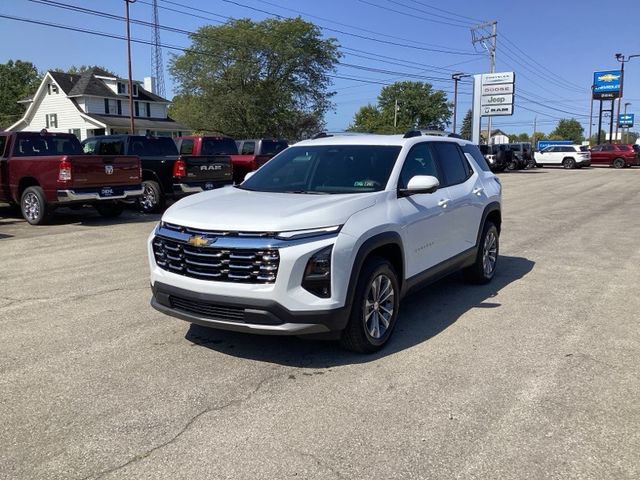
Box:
[17,177,40,197]
[477,202,501,245]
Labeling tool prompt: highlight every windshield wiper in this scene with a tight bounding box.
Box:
[284,190,330,194]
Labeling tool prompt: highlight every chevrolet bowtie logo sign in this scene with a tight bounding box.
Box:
[187,235,211,247]
[598,73,621,82]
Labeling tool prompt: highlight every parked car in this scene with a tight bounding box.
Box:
[233,138,289,183]
[82,135,233,213]
[509,142,535,169]
[633,144,640,165]
[479,144,506,172]
[589,144,636,168]
[0,131,141,225]
[534,144,591,169]
[148,131,502,353]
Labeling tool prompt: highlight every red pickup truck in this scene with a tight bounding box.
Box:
[175,136,288,183]
[589,144,637,168]
[0,131,141,225]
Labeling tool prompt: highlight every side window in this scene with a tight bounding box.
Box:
[83,140,97,154]
[432,142,471,187]
[590,145,600,152]
[603,145,614,151]
[398,143,441,189]
[241,141,256,155]
[462,144,491,172]
[98,139,124,155]
[0,136,6,157]
[180,139,194,155]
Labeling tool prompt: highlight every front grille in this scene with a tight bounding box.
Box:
[153,236,280,283]
[170,296,245,322]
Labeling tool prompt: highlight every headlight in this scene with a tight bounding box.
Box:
[302,246,332,298]
[276,225,341,240]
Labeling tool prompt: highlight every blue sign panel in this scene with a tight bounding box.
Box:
[618,113,634,128]
[537,140,572,151]
[593,70,622,99]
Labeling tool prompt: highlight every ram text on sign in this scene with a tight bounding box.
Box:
[481,72,515,85]
[481,94,514,106]
[482,105,513,116]
[481,83,514,95]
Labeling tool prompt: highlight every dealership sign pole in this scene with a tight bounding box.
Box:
[592,70,621,144]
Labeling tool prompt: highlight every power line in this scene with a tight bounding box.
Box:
[357,0,472,28]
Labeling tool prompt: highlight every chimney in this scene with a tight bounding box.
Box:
[144,76,157,94]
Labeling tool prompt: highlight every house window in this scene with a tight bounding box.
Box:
[117,100,122,115]
[68,128,81,139]
[47,84,51,95]
[134,101,139,117]
[117,82,125,94]
[45,113,58,128]
[146,102,151,117]
[132,84,138,96]
[52,84,58,94]
[104,98,110,114]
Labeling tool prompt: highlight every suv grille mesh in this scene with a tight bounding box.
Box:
[153,236,280,283]
[169,296,245,322]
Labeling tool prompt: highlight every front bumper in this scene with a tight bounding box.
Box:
[577,159,591,167]
[57,185,143,203]
[151,281,349,335]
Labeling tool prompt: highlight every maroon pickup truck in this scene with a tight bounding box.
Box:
[175,136,288,183]
[0,131,141,225]
[589,144,637,168]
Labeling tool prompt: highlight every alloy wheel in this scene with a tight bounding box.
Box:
[363,274,395,339]
[482,230,498,277]
[141,183,157,210]
[22,192,40,221]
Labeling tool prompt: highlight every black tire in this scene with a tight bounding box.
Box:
[463,221,499,284]
[536,163,543,168]
[138,180,164,213]
[562,157,576,169]
[612,157,625,169]
[340,257,400,354]
[506,160,517,171]
[20,186,50,225]
[95,201,124,218]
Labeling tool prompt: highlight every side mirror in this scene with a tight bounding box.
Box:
[399,175,439,197]
[243,171,256,182]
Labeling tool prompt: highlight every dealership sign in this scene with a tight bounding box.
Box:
[618,113,634,128]
[479,72,515,117]
[593,70,621,99]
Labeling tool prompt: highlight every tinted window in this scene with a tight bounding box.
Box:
[129,136,178,156]
[432,142,470,187]
[201,138,238,155]
[241,145,401,194]
[398,143,441,189]
[241,141,255,155]
[179,139,194,155]
[261,140,288,155]
[0,136,6,157]
[603,145,615,151]
[14,134,82,157]
[462,144,491,172]
[579,146,589,152]
[98,138,124,155]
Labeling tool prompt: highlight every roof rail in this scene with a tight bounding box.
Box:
[311,131,333,139]
[404,129,463,139]
[403,130,422,139]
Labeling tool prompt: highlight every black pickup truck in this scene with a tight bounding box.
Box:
[81,135,233,212]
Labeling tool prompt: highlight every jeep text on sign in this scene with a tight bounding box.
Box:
[481,94,514,106]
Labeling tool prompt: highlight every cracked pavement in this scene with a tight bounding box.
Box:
[1,168,639,479]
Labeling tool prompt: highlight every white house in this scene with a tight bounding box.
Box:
[7,67,189,140]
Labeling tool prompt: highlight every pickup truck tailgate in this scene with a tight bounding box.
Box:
[71,155,140,187]
[182,155,233,182]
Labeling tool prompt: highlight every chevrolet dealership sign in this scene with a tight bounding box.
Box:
[593,70,621,99]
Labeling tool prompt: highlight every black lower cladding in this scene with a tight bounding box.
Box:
[151,282,350,332]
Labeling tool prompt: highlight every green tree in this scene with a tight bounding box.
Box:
[54,65,118,76]
[0,60,40,129]
[550,118,584,143]
[169,18,340,140]
[459,109,472,140]
[349,81,451,133]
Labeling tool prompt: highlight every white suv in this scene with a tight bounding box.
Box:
[534,144,591,168]
[148,132,502,352]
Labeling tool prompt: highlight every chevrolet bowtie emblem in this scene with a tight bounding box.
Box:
[598,74,620,82]
[187,235,210,247]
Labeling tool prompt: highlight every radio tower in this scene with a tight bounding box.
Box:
[151,0,166,97]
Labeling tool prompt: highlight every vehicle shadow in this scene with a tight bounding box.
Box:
[0,204,161,227]
[184,255,535,367]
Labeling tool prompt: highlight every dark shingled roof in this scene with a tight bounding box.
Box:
[47,68,168,103]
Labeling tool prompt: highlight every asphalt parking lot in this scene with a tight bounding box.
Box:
[1,167,639,480]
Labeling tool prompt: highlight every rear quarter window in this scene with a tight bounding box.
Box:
[462,144,491,172]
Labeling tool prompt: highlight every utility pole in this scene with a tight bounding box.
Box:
[588,86,594,145]
[624,102,631,144]
[614,53,640,143]
[394,99,399,131]
[452,73,470,134]
[125,0,136,134]
[471,20,497,144]
[532,116,536,149]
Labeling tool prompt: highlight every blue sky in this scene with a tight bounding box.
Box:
[1,0,639,135]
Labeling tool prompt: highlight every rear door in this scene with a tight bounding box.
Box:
[590,145,606,165]
[0,135,9,201]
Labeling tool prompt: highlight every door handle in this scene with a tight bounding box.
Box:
[438,199,450,208]
[472,187,484,195]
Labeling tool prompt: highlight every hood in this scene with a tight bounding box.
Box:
[162,186,378,232]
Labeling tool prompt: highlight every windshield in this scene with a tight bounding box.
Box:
[14,134,83,156]
[240,145,401,194]
[261,140,288,156]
